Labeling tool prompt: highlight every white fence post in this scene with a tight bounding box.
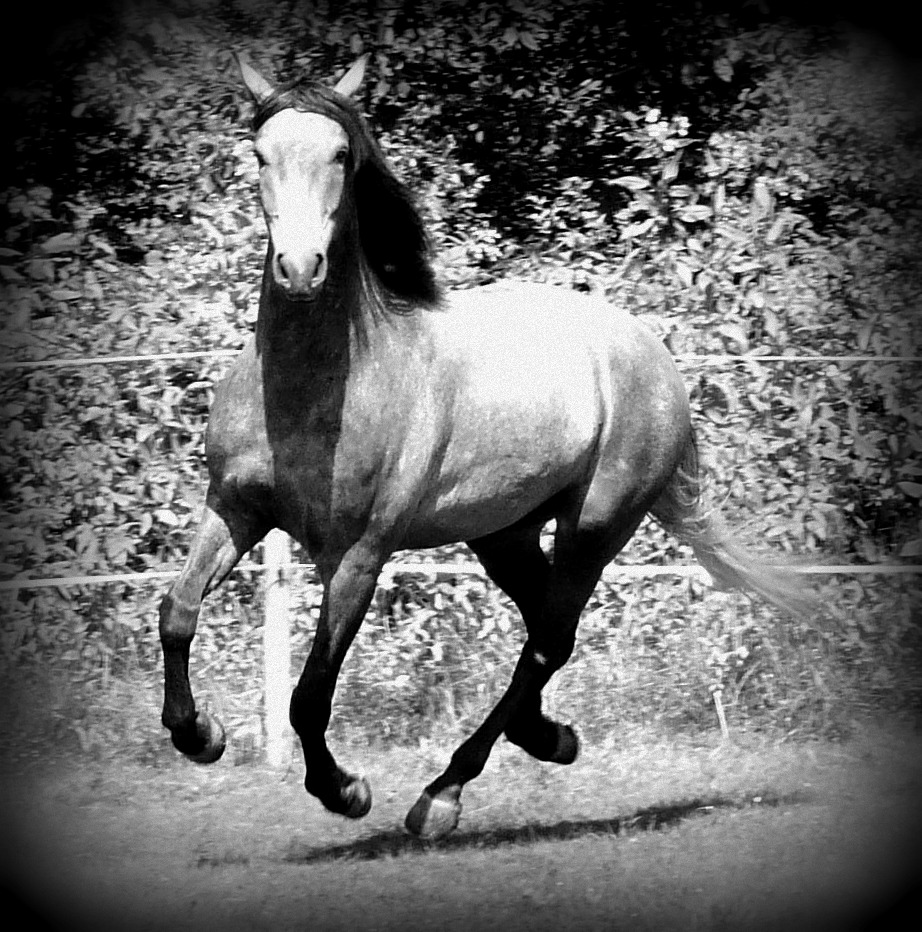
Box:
[263,529,292,767]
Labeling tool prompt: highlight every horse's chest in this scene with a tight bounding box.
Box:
[204,379,270,504]
[205,355,378,536]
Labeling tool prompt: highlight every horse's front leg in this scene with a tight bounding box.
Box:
[160,491,266,762]
[290,545,382,819]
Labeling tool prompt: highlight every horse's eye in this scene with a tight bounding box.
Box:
[255,151,267,168]
[333,147,349,166]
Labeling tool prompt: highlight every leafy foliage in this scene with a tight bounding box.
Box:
[1,0,920,755]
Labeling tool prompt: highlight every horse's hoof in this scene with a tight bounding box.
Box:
[342,775,372,819]
[551,722,580,765]
[181,710,226,764]
[405,790,462,839]
[312,773,372,819]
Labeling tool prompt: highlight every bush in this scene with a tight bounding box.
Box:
[1,1,920,758]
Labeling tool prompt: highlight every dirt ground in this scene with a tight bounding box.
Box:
[2,723,921,931]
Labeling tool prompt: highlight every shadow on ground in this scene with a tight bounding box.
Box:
[271,791,812,867]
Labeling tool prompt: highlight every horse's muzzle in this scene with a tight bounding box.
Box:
[274,250,327,298]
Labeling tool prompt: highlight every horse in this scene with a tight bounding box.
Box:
[158,55,812,840]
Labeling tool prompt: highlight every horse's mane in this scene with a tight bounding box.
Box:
[252,79,442,317]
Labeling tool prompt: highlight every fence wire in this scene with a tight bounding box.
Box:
[1,346,918,593]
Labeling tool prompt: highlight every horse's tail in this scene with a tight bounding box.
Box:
[651,432,816,618]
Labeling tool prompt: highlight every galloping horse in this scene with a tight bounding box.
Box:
[159,56,811,839]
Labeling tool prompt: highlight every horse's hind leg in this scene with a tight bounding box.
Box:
[159,490,266,762]
[405,522,611,839]
[468,525,578,764]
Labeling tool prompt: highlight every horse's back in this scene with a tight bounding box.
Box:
[442,281,675,374]
[435,282,687,425]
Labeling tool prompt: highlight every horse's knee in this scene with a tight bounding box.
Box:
[158,591,199,643]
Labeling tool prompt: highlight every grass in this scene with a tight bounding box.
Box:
[2,723,920,931]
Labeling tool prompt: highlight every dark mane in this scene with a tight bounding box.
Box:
[253,78,441,315]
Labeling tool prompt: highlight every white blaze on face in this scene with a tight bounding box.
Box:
[253,110,350,294]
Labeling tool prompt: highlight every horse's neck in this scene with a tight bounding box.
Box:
[253,248,428,397]
[255,264,353,368]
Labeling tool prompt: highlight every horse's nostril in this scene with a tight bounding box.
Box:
[276,253,290,283]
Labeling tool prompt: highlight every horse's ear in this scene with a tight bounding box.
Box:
[236,53,276,103]
[333,55,368,98]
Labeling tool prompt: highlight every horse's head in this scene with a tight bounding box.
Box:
[238,56,367,301]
